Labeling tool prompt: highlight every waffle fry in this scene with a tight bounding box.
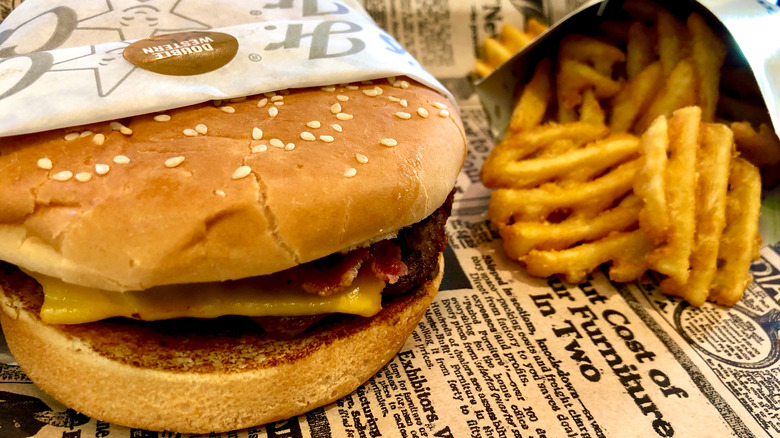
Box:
[626,21,654,79]
[709,158,762,305]
[731,122,780,174]
[475,20,549,78]
[688,13,728,122]
[635,58,698,132]
[644,106,699,284]
[633,114,668,240]
[508,58,553,132]
[609,61,664,133]
[500,194,643,260]
[483,131,637,189]
[484,123,644,281]
[656,9,688,75]
[479,2,771,307]
[658,122,733,306]
[524,229,654,284]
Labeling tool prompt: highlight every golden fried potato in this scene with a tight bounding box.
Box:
[633,114,669,241]
[688,13,728,122]
[645,106,700,284]
[610,61,664,133]
[709,158,762,305]
[508,58,553,132]
[635,58,698,133]
[479,2,771,308]
[660,123,732,306]
[524,230,654,284]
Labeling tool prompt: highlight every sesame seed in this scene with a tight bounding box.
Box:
[285,143,295,151]
[336,113,353,121]
[331,124,343,133]
[80,131,93,138]
[165,156,185,168]
[119,126,133,136]
[398,80,410,89]
[387,76,396,84]
[232,166,252,179]
[320,135,335,143]
[301,131,316,141]
[215,189,226,197]
[271,95,284,102]
[362,80,374,85]
[346,85,359,90]
[432,102,447,110]
[252,127,263,140]
[64,132,79,141]
[154,114,171,122]
[264,91,277,98]
[269,107,279,118]
[257,98,268,107]
[321,86,336,92]
[439,109,450,117]
[52,171,73,181]
[337,95,349,102]
[213,100,222,106]
[395,112,411,120]
[37,158,53,170]
[362,89,379,97]
[380,138,398,147]
[307,121,321,129]
[195,124,208,135]
[251,144,268,153]
[374,86,383,95]
[95,164,110,175]
[331,103,342,114]
[230,97,247,103]
[270,138,284,148]
[93,133,106,145]
[417,108,429,118]
[400,99,408,107]
[183,128,198,137]
[75,172,92,182]
[344,167,357,178]
[355,153,368,164]
[274,101,284,106]
[388,96,401,102]
[220,106,235,114]
[109,122,123,130]
[113,155,130,164]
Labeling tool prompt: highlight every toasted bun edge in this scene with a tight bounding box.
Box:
[0,255,443,433]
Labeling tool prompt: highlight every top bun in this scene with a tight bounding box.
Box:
[0,78,466,291]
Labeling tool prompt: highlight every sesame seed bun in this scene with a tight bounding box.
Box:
[0,255,442,433]
[0,77,466,291]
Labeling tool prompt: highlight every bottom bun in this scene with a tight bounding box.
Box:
[0,256,443,433]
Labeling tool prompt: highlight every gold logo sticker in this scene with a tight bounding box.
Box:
[124,31,239,76]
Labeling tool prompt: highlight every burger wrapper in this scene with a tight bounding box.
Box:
[475,0,780,244]
[0,0,452,137]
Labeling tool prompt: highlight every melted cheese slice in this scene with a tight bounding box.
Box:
[32,269,385,325]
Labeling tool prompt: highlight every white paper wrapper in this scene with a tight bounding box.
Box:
[0,0,452,137]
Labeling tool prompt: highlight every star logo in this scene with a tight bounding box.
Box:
[46,0,212,97]
[78,0,209,41]
[52,43,135,97]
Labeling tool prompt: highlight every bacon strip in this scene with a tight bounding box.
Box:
[300,248,369,297]
[368,240,408,283]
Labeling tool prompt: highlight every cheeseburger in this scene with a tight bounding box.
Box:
[0,77,466,432]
